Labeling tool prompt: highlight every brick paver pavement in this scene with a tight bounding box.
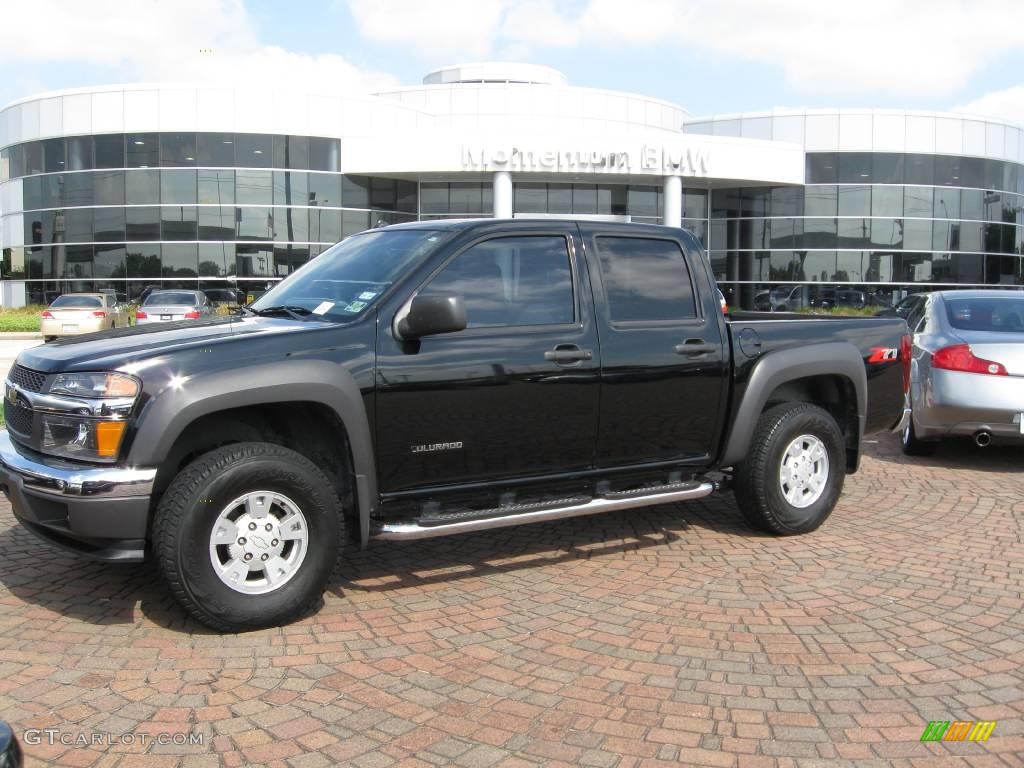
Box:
[0,432,1021,767]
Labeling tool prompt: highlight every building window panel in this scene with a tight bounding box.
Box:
[342,175,372,209]
[903,186,933,218]
[803,251,837,283]
[64,244,94,279]
[126,207,160,240]
[397,180,418,213]
[161,243,199,277]
[161,169,197,204]
[806,153,839,184]
[161,206,198,240]
[125,169,160,205]
[22,176,42,211]
[197,133,235,167]
[934,155,962,187]
[370,178,398,211]
[903,219,932,251]
[198,243,232,277]
[961,189,984,221]
[934,187,960,219]
[837,217,870,249]
[280,208,309,242]
[94,134,125,169]
[198,169,235,205]
[515,183,547,213]
[235,244,274,277]
[274,135,309,170]
[448,182,483,214]
[94,207,125,242]
[235,170,273,205]
[308,138,340,173]
[197,207,235,240]
[572,184,597,214]
[835,251,867,282]
[548,184,573,214]
[93,170,125,206]
[904,154,934,186]
[126,134,159,168]
[6,145,24,178]
[309,173,342,207]
[871,185,903,217]
[23,142,43,176]
[872,153,904,184]
[235,134,272,168]
[93,244,126,279]
[236,206,274,240]
[959,157,984,189]
[342,210,370,237]
[42,139,66,173]
[310,208,341,243]
[126,244,161,283]
[837,185,870,216]
[870,218,904,248]
[804,186,838,217]
[63,208,93,243]
[682,189,706,219]
[273,171,309,207]
[838,153,873,183]
[159,133,196,167]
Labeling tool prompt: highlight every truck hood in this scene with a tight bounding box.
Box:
[17,315,327,374]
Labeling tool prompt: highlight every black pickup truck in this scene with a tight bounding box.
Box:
[1,220,910,631]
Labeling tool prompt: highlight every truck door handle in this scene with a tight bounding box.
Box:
[675,339,717,356]
[544,344,593,364]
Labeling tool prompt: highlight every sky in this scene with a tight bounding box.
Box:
[1,0,1023,124]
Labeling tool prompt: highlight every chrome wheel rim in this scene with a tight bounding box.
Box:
[779,434,829,509]
[208,491,309,595]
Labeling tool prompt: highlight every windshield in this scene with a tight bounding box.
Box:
[50,295,102,308]
[250,229,450,319]
[145,292,199,306]
[945,297,1024,333]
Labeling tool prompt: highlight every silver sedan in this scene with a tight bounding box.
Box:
[902,289,1024,454]
[135,290,214,325]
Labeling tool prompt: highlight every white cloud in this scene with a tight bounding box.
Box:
[346,0,1024,97]
[954,86,1024,125]
[0,0,398,96]
[348,0,508,59]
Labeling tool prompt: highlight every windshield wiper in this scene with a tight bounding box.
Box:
[250,305,322,321]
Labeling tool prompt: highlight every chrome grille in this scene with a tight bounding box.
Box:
[8,364,45,393]
[3,400,33,435]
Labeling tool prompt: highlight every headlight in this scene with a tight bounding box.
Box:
[38,371,139,461]
[50,372,139,399]
[40,414,128,461]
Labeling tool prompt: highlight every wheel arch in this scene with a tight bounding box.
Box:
[127,361,377,546]
[721,342,867,472]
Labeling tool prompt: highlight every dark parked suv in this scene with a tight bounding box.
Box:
[1,220,909,631]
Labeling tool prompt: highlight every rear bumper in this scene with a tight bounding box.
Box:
[40,318,105,337]
[916,369,1024,440]
[0,431,156,561]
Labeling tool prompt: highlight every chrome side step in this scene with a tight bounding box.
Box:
[371,481,716,541]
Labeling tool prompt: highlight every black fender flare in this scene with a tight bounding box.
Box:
[720,342,867,468]
[127,360,376,546]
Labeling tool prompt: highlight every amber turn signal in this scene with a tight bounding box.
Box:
[95,421,127,458]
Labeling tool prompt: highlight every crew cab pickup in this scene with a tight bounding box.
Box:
[0,220,910,631]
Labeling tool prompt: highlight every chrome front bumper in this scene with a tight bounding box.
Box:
[0,431,157,561]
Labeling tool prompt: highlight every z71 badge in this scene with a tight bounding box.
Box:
[410,442,463,453]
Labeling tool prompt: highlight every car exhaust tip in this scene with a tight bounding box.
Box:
[974,431,992,448]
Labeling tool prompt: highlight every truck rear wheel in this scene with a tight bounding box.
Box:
[153,442,341,631]
[734,402,845,535]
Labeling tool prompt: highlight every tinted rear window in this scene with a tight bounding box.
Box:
[50,295,102,308]
[144,292,198,306]
[594,236,696,322]
[945,297,1024,333]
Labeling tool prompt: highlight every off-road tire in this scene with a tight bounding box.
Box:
[153,442,341,631]
[734,402,845,535]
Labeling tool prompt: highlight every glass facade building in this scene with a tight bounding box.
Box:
[1,67,1022,308]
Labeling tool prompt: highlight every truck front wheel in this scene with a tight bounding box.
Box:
[734,403,845,535]
[153,442,341,631]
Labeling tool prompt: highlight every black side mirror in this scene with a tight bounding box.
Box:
[397,293,467,339]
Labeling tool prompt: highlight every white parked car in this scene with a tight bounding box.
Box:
[41,293,130,341]
[135,290,214,325]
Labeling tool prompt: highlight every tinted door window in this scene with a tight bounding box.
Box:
[595,236,697,322]
[426,236,574,327]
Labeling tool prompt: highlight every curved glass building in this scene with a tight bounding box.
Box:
[0,63,1021,308]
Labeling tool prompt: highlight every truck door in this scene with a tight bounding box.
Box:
[375,227,601,493]
[582,227,730,467]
